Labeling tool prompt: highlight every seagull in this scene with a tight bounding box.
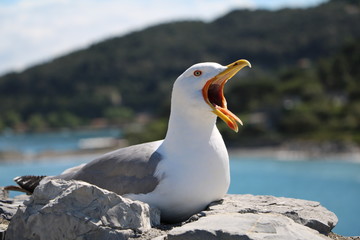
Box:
[9,59,251,223]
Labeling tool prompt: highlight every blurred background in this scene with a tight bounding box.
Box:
[0,0,359,236]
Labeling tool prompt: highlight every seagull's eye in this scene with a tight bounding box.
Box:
[193,70,202,77]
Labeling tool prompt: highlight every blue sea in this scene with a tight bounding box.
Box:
[0,130,359,236]
[0,128,121,154]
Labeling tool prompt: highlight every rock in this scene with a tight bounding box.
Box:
[0,219,9,240]
[167,213,330,240]
[0,194,29,222]
[1,188,30,240]
[132,194,337,240]
[0,191,29,239]
[5,179,160,240]
[0,188,8,200]
[205,194,338,235]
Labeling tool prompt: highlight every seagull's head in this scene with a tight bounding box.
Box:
[173,59,251,132]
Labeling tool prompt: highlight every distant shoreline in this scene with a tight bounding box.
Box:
[0,148,110,163]
[229,147,360,163]
[1,144,360,164]
[228,139,360,163]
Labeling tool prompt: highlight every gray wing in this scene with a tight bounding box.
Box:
[56,140,163,195]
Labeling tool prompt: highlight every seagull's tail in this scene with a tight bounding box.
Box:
[4,175,46,194]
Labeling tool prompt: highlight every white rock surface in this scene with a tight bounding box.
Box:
[205,194,338,234]
[5,179,160,240]
[167,213,331,240]
[133,195,338,240]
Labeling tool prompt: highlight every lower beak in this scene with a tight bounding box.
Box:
[202,59,251,132]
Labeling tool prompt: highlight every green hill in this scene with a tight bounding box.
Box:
[0,0,359,145]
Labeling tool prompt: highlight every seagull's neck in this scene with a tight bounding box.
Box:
[163,104,221,151]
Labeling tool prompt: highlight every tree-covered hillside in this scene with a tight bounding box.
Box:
[0,0,359,145]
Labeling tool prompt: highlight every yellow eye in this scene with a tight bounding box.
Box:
[193,70,202,77]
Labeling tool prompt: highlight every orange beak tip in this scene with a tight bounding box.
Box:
[227,121,239,133]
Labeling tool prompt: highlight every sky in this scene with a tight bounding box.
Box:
[0,0,326,76]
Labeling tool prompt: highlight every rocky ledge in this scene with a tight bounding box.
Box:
[0,179,357,240]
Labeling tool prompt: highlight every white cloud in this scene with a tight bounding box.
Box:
[0,0,323,75]
[250,0,326,9]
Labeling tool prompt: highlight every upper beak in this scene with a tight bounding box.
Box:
[202,59,251,132]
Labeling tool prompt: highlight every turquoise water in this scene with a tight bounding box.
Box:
[0,128,121,154]
[0,155,359,236]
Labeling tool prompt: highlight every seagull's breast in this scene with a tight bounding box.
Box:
[128,128,230,222]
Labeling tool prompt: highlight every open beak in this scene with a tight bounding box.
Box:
[202,59,251,132]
